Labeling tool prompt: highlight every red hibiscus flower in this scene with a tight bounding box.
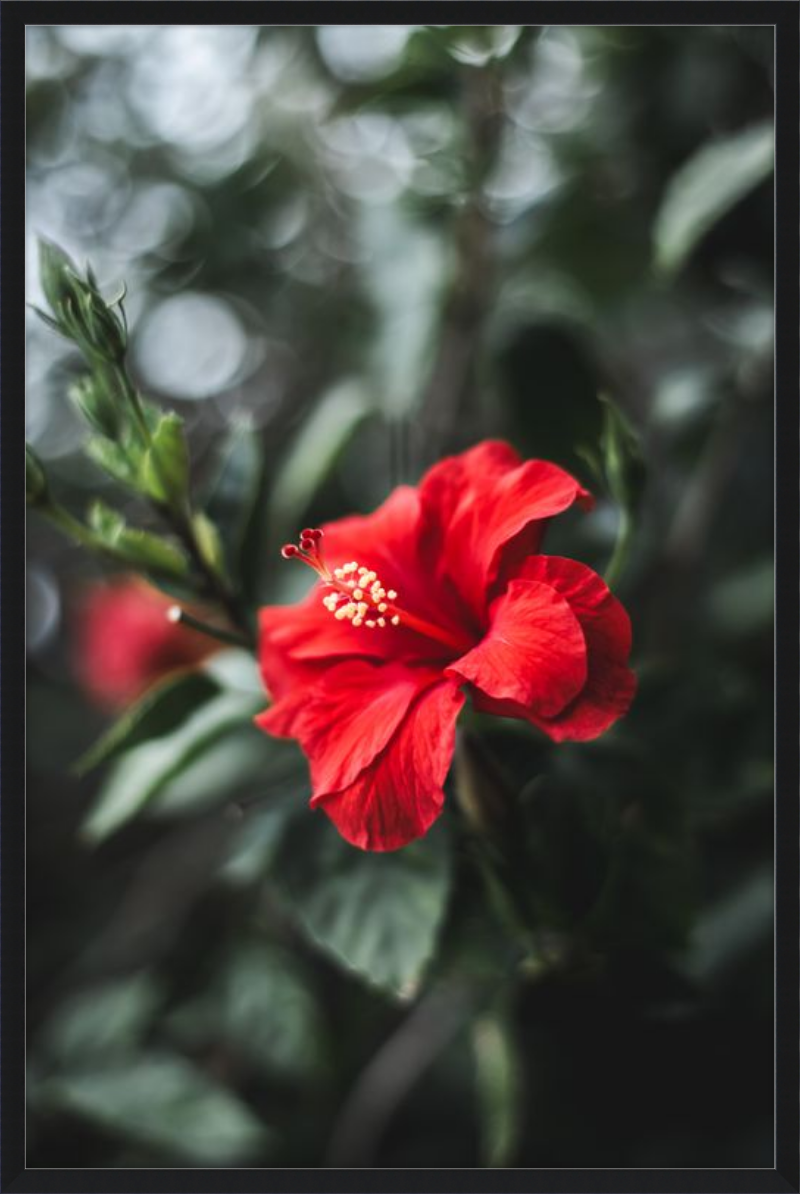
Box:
[75,576,218,710]
[257,441,636,852]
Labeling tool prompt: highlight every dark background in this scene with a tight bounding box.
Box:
[25,24,775,1170]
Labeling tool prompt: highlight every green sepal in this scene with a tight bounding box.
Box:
[69,375,122,439]
[85,437,137,486]
[87,500,126,542]
[192,512,227,580]
[87,500,190,578]
[38,239,80,313]
[139,413,190,506]
[116,529,190,577]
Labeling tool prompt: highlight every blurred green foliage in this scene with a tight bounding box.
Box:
[26,25,773,1169]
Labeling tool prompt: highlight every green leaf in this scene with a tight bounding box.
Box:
[168,942,326,1081]
[87,503,190,577]
[39,974,161,1067]
[28,303,64,336]
[69,375,122,439]
[218,788,305,887]
[360,202,446,417]
[202,647,264,696]
[273,814,453,999]
[26,443,49,505]
[86,436,136,485]
[87,499,126,543]
[654,120,774,275]
[116,527,190,578]
[150,728,274,818]
[34,1053,271,1164]
[74,670,221,776]
[584,811,695,953]
[192,511,227,579]
[494,320,604,482]
[202,419,265,595]
[81,690,264,843]
[708,557,774,640]
[269,380,370,537]
[472,1004,523,1167]
[683,864,773,988]
[139,413,189,505]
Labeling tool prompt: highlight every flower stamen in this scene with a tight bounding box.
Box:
[280,529,470,652]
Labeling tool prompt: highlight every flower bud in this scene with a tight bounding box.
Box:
[38,239,127,365]
[38,239,81,314]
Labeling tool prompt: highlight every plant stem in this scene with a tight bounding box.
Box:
[168,511,254,648]
[166,605,250,649]
[112,362,152,448]
[43,503,103,552]
[604,506,632,590]
[112,359,255,648]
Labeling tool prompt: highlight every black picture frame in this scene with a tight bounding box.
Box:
[4,4,798,1192]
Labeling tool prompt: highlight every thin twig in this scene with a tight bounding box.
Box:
[166,605,250,650]
[324,984,476,1167]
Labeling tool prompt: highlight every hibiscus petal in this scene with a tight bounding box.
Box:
[311,678,465,852]
[258,598,390,701]
[258,483,467,694]
[320,484,421,580]
[473,557,636,741]
[257,660,437,795]
[447,578,587,717]
[419,440,592,620]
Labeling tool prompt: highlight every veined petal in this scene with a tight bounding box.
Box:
[256,660,437,796]
[312,678,465,852]
[447,578,587,717]
[474,556,636,741]
[258,598,389,700]
[320,484,420,579]
[419,440,592,619]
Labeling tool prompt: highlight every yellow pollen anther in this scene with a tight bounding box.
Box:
[284,530,473,653]
[301,548,403,635]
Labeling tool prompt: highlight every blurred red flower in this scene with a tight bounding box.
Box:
[257,441,636,852]
[75,576,217,710]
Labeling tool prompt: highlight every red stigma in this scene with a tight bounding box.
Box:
[281,529,331,581]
